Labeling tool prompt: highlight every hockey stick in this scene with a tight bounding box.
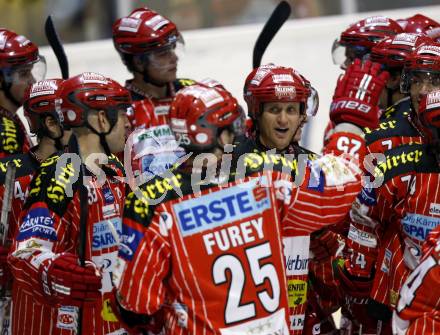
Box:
[252,1,291,69]
[76,161,88,335]
[44,16,69,79]
[0,164,16,246]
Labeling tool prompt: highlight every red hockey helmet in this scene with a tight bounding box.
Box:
[401,42,440,93]
[57,72,132,128]
[370,33,432,70]
[169,84,241,151]
[23,78,64,133]
[243,64,318,120]
[112,7,182,56]
[416,90,440,146]
[332,16,403,67]
[398,14,440,43]
[399,14,440,34]
[0,29,46,86]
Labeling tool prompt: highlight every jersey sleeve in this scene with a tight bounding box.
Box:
[8,156,79,299]
[116,190,171,316]
[343,144,419,278]
[0,115,27,157]
[282,130,365,235]
[394,249,440,334]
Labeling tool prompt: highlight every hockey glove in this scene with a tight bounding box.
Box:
[330,59,389,129]
[39,252,102,307]
[334,259,387,333]
[310,229,345,261]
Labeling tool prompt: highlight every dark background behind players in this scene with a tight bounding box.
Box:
[1,0,439,45]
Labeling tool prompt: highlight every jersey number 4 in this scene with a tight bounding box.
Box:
[397,255,436,313]
[213,242,280,324]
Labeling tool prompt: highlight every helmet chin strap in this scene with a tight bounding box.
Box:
[1,81,21,109]
[85,111,118,157]
[86,124,113,156]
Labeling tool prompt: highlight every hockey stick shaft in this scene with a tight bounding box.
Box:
[252,1,291,69]
[0,164,16,246]
[44,16,69,79]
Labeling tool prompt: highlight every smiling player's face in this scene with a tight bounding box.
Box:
[258,101,307,150]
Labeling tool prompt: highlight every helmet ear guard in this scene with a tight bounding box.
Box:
[57,72,132,155]
[169,84,241,152]
[401,42,440,94]
[333,16,403,67]
[243,64,318,120]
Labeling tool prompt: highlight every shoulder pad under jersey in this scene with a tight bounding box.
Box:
[123,171,188,226]
[294,144,319,160]
[372,143,438,184]
[25,154,81,217]
[238,151,301,177]
[379,96,411,120]
[0,153,39,183]
[173,78,197,92]
[0,115,25,155]
[364,115,419,147]
[365,97,418,147]
[104,154,125,178]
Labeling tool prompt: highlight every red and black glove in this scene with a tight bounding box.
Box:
[310,229,345,261]
[0,246,11,286]
[330,59,389,129]
[39,253,102,307]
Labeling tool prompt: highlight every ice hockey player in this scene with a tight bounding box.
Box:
[8,72,131,335]
[0,28,46,158]
[113,7,196,177]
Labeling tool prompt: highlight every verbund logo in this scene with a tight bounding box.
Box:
[283,236,310,276]
[174,179,270,237]
[430,203,440,216]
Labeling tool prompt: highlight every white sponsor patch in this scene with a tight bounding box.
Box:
[220,308,288,335]
[250,66,275,86]
[430,203,440,216]
[154,105,169,116]
[56,306,78,330]
[426,92,440,110]
[102,203,119,219]
[283,236,310,276]
[81,72,108,85]
[272,74,294,83]
[348,224,377,248]
[365,16,390,27]
[426,27,440,40]
[170,118,187,132]
[274,179,292,204]
[418,45,440,56]
[30,250,54,269]
[181,86,224,108]
[29,80,58,98]
[16,35,31,46]
[118,17,141,32]
[290,314,305,331]
[275,85,296,99]
[380,248,392,273]
[145,15,169,31]
[0,31,7,50]
[391,33,418,46]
